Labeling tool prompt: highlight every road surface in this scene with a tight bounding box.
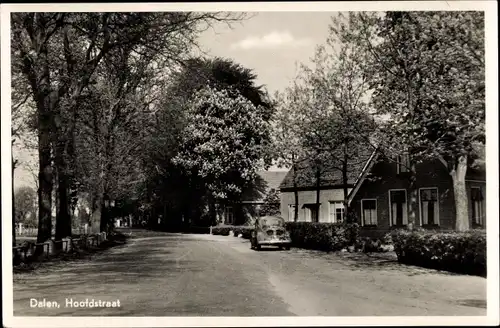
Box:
[13,231,486,316]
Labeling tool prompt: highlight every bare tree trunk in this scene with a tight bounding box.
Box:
[209,196,217,226]
[293,190,299,222]
[100,194,109,234]
[314,166,321,223]
[90,193,102,234]
[291,158,299,222]
[342,144,349,221]
[55,146,72,241]
[35,47,54,244]
[451,155,469,231]
[12,158,17,246]
[407,162,418,229]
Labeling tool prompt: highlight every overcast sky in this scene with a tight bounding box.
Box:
[13,12,337,189]
[198,12,336,94]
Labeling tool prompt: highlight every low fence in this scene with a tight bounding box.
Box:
[15,226,39,237]
[13,232,108,264]
[15,225,92,238]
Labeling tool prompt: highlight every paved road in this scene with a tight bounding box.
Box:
[13,232,486,316]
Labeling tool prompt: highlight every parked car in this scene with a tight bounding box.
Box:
[250,216,291,251]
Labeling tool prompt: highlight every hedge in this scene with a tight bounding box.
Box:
[391,229,486,277]
[284,222,360,252]
[211,225,253,238]
[211,226,232,236]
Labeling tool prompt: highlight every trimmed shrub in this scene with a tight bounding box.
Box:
[391,229,486,276]
[211,226,231,236]
[211,225,253,238]
[353,235,395,253]
[284,222,360,252]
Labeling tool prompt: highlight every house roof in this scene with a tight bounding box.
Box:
[241,170,288,203]
[465,163,486,181]
[347,152,486,204]
[279,147,375,191]
[258,170,289,191]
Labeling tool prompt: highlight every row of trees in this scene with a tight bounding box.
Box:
[12,12,278,245]
[142,57,274,229]
[273,11,484,230]
[11,12,256,246]
[11,11,485,248]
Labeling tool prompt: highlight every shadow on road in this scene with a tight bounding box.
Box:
[253,247,287,252]
[455,299,487,309]
[333,252,473,277]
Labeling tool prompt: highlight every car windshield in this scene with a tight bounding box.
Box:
[260,217,284,228]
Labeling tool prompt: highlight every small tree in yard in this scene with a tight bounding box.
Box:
[260,189,281,217]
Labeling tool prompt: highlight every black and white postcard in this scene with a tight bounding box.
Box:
[1,1,498,327]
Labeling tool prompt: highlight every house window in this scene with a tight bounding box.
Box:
[329,201,345,223]
[288,204,297,221]
[303,204,319,222]
[419,188,439,225]
[225,206,234,225]
[389,190,408,226]
[397,154,410,174]
[361,199,377,226]
[471,187,484,226]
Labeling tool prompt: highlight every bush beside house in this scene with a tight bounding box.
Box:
[391,229,486,276]
[211,226,232,236]
[284,222,360,252]
[211,223,486,277]
[211,225,253,238]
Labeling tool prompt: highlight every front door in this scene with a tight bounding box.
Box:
[311,207,318,222]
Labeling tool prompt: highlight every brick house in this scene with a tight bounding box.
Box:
[279,150,486,236]
[219,170,288,225]
[348,152,486,237]
[279,149,374,223]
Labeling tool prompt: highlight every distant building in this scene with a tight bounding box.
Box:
[219,170,288,225]
[279,148,373,224]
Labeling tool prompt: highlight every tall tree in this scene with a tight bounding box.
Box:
[272,84,309,222]
[330,12,485,230]
[149,57,274,227]
[366,12,484,231]
[173,86,272,225]
[11,12,244,242]
[300,18,377,220]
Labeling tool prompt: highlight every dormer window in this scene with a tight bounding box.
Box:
[397,154,410,174]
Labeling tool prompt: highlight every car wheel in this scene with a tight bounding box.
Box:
[284,245,291,251]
